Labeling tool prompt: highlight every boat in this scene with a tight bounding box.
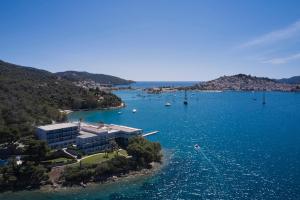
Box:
[118,111,122,114]
[132,109,137,113]
[165,102,171,106]
[184,90,188,105]
[80,182,87,188]
[262,91,266,105]
[194,144,200,151]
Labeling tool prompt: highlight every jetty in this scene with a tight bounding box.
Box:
[142,131,159,137]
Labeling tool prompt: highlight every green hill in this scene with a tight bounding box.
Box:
[276,76,300,85]
[55,71,134,85]
[0,60,122,143]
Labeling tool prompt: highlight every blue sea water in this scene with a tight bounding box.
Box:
[120,81,198,88]
[2,90,300,200]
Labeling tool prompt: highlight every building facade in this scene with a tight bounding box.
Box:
[36,122,143,154]
[36,123,79,149]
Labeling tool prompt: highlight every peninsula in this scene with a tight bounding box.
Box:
[0,60,162,192]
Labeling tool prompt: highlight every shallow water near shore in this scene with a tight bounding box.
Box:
[2,90,300,199]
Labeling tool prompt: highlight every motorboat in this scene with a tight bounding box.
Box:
[165,102,171,106]
[132,109,137,113]
[194,144,200,151]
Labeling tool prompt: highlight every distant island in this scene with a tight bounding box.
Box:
[191,74,300,92]
[276,76,300,85]
[141,74,300,94]
[194,74,300,91]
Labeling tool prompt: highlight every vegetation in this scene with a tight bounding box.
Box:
[0,60,122,143]
[276,76,300,84]
[0,161,48,191]
[55,71,134,85]
[127,136,162,168]
[0,60,162,191]
[0,138,51,191]
[62,137,162,185]
[0,137,78,191]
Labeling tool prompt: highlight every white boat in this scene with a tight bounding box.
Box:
[80,182,87,188]
[194,144,200,151]
[165,102,171,106]
[118,111,122,114]
[132,109,137,113]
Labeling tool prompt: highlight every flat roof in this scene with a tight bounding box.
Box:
[77,131,98,139]
[37,123,78,131]
[108,124,142,133]
[81,125,108,134]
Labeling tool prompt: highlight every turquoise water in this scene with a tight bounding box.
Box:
[2,90,300,199]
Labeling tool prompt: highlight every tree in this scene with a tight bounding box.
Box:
[127,137,162,168]
[109,139,119,156]
[23,139,50,162]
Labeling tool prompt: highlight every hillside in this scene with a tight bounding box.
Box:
[55,71,134,85]
[276,76,300,85]
[0,60,122,143]
[195,74,298,91]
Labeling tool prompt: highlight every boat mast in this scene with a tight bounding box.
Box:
[262,90,266,105]
[184,89,188,105]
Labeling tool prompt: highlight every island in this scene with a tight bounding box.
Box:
[140,74,300,93]
[192,74,300,92]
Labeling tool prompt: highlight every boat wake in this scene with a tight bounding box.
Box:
[196,147,219,173]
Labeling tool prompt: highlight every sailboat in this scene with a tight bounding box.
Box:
[183,90,188,105]
[262,91,266,105]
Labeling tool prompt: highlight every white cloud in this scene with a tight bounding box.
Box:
[262,52,300,64]
[240,19,300,48]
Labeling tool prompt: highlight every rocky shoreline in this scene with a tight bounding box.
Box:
[40,161,164,192]
[61,102,125,115]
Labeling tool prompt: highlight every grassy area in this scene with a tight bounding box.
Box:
[79,149,128,166]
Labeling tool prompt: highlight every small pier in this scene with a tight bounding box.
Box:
[142,131,159,137]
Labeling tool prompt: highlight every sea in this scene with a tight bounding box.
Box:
[1,81,300,200]
[119,81,199,88]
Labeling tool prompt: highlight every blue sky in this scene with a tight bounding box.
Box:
[1,0,300,81]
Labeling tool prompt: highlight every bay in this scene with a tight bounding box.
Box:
[2,90,300,200]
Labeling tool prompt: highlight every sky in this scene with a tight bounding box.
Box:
[1,0,300,81]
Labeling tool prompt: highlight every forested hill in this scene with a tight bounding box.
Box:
[0,60,122,143]
[276,76,300,85]
[55,71,134,85]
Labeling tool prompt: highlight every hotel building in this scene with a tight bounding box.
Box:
[36,123,79,149]
[36,122,142,154]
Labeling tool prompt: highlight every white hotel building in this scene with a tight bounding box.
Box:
[36,122,142,154]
